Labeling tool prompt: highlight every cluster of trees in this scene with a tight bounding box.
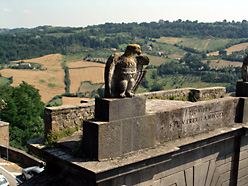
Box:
[0,82,44,150]
[150,53,240,92]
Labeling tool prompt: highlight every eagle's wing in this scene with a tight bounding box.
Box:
[132,54,150,93]
[104,53,120,98]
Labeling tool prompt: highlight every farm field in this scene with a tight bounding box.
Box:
[156,37,184,44]
[156,37,234,52]
[0,54,65,103]
[202,60,242,69]
[225,42,248,55]
[207,42,248,56]
[62,96,90,105]
[69,67,104,93]
[147,55,168,66]
[67,60,105,68]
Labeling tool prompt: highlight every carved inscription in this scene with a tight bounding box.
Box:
[176,111,223,125]
[173,105,223,126]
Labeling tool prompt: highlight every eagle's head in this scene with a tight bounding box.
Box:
[125,44,141,56]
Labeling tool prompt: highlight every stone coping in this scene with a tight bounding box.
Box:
[45,100,94,111]
[0,121,9,127]
[28,123,246,176]
[146,96,236,113]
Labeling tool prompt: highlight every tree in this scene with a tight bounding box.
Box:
[0,82,45,150]
[219,49,227,56]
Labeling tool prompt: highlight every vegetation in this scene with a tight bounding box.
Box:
[1,20,248,65]
[45,127,78,148]
[0,82,45,150]
[64,66,70,93]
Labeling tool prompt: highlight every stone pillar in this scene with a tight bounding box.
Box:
[83,97,155,160]
[236,81,248,97]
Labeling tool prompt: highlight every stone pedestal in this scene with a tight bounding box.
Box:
[95,97,146,121]
[83,97,155,160]
[236,81,248,97]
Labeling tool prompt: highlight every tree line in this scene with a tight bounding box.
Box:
[1,20,248,65]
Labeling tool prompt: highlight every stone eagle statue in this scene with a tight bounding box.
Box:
[242,55,248,82]
[104,44,149,98]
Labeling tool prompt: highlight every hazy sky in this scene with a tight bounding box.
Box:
[1,0,248,28]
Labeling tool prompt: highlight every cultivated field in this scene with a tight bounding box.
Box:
[156,37,184,44]
[147,55,168,66]
[69,67,104,93]
[67,60,105,68]
[207,42,248,56]
[156,37,234,52]
[0,54,65,103]
[202,60,242,69]
[62,96,90,105]
[225,42,248,55]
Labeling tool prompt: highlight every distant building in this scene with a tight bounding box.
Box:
[147,45,153,51]
[15,62,32,69]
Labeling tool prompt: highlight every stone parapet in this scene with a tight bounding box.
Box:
[137,88,192,99]
[138,87,226,101]
[190,87,226,101]
[44,87,227,139]
[44,102,94,136]
[148,97,240,142]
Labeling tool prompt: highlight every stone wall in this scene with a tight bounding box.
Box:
[0,121,9,146]
[44,102,94,136]
[0,144,44,168]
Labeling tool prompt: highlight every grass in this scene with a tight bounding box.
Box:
[147,55,168,66]
[148,41,187,55]
[77,81,104,93]
[39,79,46,83]
[0,77,9,86]
[48,83,56,88]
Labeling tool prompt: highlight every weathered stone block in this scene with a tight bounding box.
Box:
[83,114,155,160]
[44,103,94,137]
[236,81,248,97]
[95,96,146,121]
[191,87,226,101]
